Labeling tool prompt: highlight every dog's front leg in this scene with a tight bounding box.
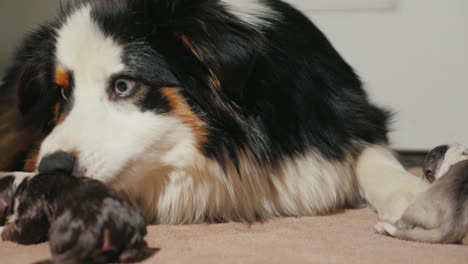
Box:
[355,145,430,223]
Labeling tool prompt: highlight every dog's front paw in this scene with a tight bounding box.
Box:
[378,191,417,224]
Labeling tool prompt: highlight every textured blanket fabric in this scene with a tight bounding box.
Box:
[0,210,466,264]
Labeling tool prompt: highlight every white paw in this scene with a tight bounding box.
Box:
[373,222,387,234]
[374,222,397,236]
[378,191,416,224]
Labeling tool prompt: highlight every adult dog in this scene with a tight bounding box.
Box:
[0,0,429,224]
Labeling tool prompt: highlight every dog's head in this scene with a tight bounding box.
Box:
[10,0,263,182]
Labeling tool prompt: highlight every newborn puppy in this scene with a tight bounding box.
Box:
[375,144,468,244]
[0,152,155,263]
[425,144,468,180]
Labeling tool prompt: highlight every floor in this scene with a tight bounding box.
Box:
[0,210,466,264]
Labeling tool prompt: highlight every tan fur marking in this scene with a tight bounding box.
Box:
[101,229,115,252]
[180,34,202,60]
[55,66,70,88]
[0,84,30,170]
[24,149,40,172]
[72,150,81,158]
[53,103,66,126]
[209,69,222,90]
[180,35,222,90]
[23,102,66,172]
[160,88,207,144]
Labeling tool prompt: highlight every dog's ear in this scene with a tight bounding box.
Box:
[176,7,262,102]
[4,25,57,116]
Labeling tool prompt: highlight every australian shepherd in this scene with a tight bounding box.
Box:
[0,0,429,224]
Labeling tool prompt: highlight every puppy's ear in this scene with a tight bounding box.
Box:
[177,9,262,102]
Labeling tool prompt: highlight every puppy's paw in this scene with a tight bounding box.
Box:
[374,222,397,237]
[373,222,387,234]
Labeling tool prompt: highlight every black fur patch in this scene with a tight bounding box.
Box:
[1,0,390,175]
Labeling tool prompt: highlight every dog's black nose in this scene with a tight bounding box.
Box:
[38,151,77,174]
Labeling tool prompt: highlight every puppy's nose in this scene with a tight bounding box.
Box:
[38,151,77,174]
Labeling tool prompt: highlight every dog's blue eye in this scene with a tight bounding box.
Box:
[114,79,136,97]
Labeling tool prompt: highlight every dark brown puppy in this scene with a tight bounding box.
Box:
[0,152,156,264]
[375,144,468,244]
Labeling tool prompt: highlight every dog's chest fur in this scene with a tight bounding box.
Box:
[111,148,359,224]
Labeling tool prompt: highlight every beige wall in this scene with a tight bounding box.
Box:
[1,0,467,150]
[0,0,62,75]
[286,0,468,150]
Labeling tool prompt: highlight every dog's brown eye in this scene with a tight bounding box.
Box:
[114,79,137,97]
